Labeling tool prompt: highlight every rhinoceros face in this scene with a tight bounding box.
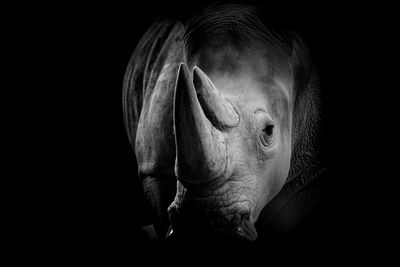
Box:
[168,59,292,242]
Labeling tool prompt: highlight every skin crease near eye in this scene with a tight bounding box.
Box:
[254,110,274,145]
[261,124,274,147]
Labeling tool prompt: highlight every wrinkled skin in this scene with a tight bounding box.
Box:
[169,57,293,241]
[123,6,320,246]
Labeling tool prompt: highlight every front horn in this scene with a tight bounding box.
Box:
[173,63,229,185]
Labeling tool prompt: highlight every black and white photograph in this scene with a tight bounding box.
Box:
[12,1,396,264]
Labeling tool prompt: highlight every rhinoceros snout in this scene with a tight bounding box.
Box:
[167,203,257,243]
[167,181,258,243]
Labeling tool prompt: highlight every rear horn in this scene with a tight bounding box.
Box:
[192,66,239,130]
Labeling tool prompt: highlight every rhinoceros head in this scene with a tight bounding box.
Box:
[170,57,293,241]
[123,4,320,247]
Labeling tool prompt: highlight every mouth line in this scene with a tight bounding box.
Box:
[168,203,258,242]
[170,200,251,222]
[168,183,258,242]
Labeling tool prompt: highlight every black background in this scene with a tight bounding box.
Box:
[17,0,394,264]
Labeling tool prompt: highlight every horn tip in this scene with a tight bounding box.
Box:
[192,65,208,90]
[178,62,190,76]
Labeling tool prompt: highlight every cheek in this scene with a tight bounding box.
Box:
[277,133,292,179]
[274,122,292,179]
[266,157,289,199]
[253,141,292,218]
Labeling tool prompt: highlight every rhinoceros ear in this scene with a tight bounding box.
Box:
[288,34,321,182]
[122,18,185,236]
[122,18,184,149]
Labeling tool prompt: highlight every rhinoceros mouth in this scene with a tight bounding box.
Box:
[167,181,258,242]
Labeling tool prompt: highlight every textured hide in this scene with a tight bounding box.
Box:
[123,14,324,239]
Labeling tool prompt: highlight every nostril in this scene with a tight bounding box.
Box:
[232,211,250,225]
[241,211,250,221]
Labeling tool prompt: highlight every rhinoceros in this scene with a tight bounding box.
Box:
[123,4,325,251]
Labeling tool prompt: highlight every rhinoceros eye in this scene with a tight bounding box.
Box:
[260,124,274,147]
[264,124,274,136]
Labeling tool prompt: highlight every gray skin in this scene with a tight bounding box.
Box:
[123,9,321,243]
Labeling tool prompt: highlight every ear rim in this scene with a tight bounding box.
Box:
[122,18,185,151]
[287,32,321,183]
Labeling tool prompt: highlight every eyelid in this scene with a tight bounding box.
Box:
[254,109,273,122]
[260,130,274,148]
[254,108,266,114]
[260,121,275,148]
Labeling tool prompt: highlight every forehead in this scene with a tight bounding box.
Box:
[194,44,292,119]
[210,73,290,117]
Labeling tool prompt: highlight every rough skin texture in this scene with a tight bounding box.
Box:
[123,12,325,246]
